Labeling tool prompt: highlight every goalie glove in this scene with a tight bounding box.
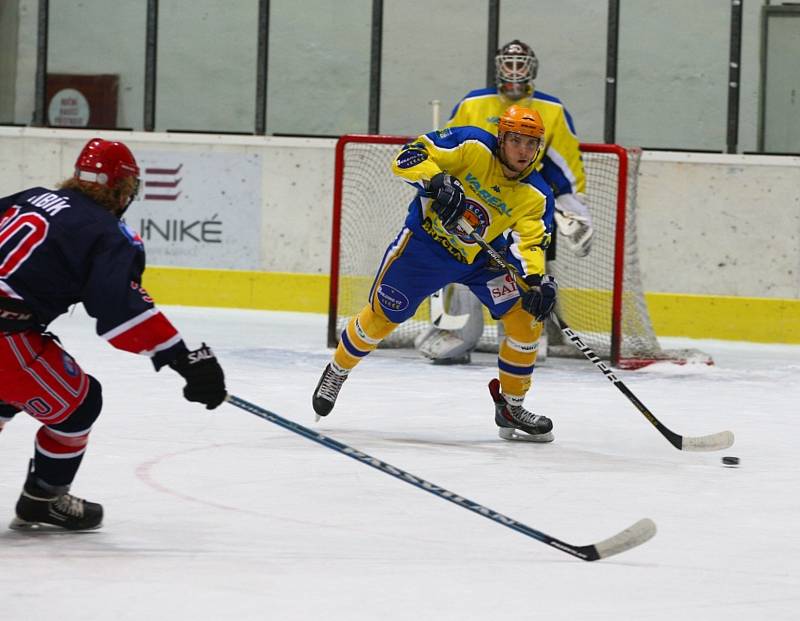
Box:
[554,193,593,257]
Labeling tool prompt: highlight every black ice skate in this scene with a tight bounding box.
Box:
[488,378,554,443]
[10,463,103,531]
[313,363,348,419]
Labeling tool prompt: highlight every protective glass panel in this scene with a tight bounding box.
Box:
[762,10,800,154]
[267,0,371,136]
[617,0,729,150]
[46,0,146,130]
[499,0,608,143]
[380,0,486,135]
[0,2,26,124]
[156,0,258,133]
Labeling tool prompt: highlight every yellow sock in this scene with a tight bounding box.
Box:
[497,304,543,404]
[333,304,399,371]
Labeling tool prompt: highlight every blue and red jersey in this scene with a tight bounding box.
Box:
[0,186,186,369]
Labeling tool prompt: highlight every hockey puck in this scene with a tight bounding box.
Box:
[721,456,740,466]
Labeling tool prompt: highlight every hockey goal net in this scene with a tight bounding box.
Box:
[327,134,708,368]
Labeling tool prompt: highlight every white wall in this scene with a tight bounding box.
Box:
[0,128,797,301]
[637,151,800,298]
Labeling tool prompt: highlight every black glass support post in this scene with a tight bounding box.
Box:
[368,0,383,134]
[486,0,500,87]
[604,0,620,144]
[726,0,743,153]
[255,0,269,135]
[144,0,158,132]
[32,0,49,127]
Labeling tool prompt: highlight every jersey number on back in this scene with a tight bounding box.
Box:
[0,206,50,278]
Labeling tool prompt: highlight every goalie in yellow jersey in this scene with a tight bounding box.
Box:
[418,38,593,364]
[451,39,592,253]
[313,106,558,442]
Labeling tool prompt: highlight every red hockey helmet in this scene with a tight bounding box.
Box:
[74,138,140,190]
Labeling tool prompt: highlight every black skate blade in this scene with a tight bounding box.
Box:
[9,517,103,533]
[498,428,554,443]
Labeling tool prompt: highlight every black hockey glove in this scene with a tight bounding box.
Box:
[427,172,466,232]
[0,402,19,433]
[520,274,558,322]
[170,344,227,410]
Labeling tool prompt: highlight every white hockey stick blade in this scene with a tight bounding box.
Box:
[681,430,735,452]
[429,289,470,330]
[593,518,657,560]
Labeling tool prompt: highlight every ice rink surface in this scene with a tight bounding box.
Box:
[2,305,799,621]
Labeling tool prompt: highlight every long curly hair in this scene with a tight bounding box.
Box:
[58,176,138,217]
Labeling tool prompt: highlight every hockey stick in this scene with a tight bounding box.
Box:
[456,218,734,452]
[429,287,470,330]
[225,394,656,561]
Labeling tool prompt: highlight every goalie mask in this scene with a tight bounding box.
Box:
[495,40,538,101]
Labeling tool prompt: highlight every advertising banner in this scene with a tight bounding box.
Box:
[132,151,262,269]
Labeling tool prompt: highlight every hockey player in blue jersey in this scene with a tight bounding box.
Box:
[313,106,558,442]
[0,138,226,530]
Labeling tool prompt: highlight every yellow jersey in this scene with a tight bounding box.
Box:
[392,126,554,278]
[447,87,585,196]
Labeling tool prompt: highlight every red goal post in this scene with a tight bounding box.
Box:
[327,134,710,369]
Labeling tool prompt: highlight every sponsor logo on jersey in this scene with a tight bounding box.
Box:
[454,199,490,244]
[396,148,428,169]
[421,217,468,263]
[376,284,409,312]
[464,172,510,215]
[119,221,144,249]
[486,273,519,305]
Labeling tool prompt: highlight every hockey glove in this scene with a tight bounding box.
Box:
[554,193,593,257]
[520,274,558,322]
[0,402,19,433]
[170,344,227,410]
[427,172,466,232]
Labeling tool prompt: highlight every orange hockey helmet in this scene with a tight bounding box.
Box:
[497,105,545,140]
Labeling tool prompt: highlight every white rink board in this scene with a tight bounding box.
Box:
[1,306,799,621]
[0,127,798,298]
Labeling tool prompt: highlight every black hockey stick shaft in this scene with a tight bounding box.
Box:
[457,219,733,452]
[225,394,654,561]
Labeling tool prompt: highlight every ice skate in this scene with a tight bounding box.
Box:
[313,363,348,419]
[488,378,554,442]
[10,466,103,531]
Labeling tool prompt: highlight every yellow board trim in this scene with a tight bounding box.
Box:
[143,267,800,344]
[143,267,329,313]
[645,291,800,344]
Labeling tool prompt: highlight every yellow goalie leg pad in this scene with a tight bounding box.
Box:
[497,304,543,402]
[333,304,399,371]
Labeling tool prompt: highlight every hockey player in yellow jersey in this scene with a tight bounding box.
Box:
[448,39,592,254]
[418,39,593,365]
[313,106,558,442]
